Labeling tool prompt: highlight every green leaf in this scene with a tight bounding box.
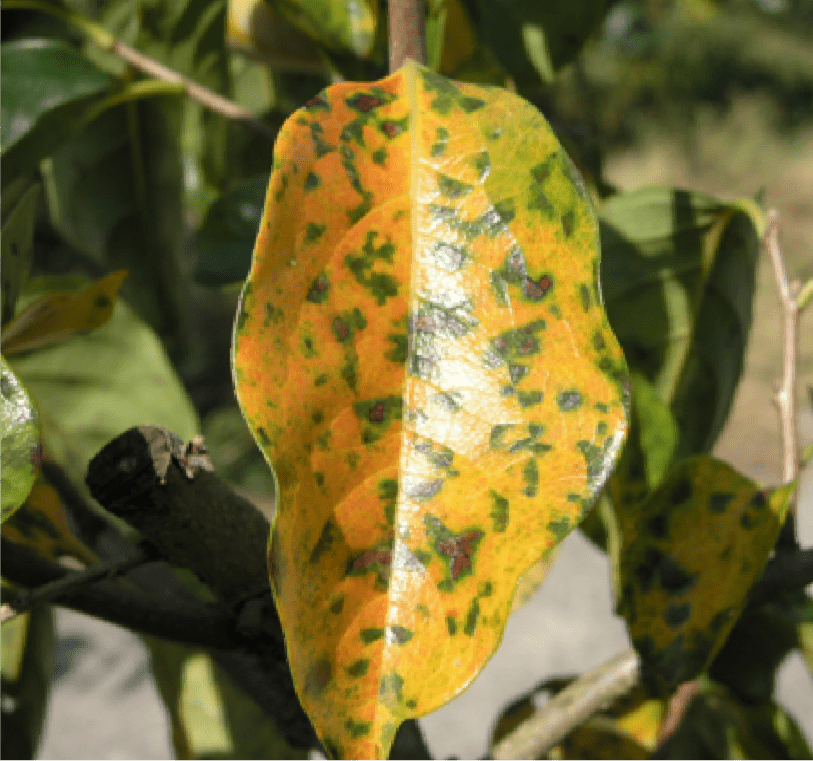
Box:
[8,278,198,483]
[194,175,267,286]
[656,680,813,759]
[599,187,763,460]
[42,99,187,340]
[1,356,41,522]
[276,0,379,59]
[1,183,40,328]
[471,0,610,89]
[147,640,308,759]
[0,39,114,191]
[0,606,56,759]
[617,458,794,691]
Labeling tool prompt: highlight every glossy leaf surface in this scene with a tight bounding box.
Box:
[1,357,41,522]
[0,39,114,192]
[233,62,628,758]
[617,458,793,691]
[1,271,127,355]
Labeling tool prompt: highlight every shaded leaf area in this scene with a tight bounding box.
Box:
[9,278,198,486]
[43,98,186,342]
[599,187,762,462]
[1,271,126,355]
[0,39,114,192]
[489,677,664,759]
[1,481,98,565]
[617,458,794,692]
[233,62,628,758]
[1,183,40,328]
[194,175,271,286]
[1,357,41,522]
[709,591,813,705]
[0,606,56,759]
[655,680,812,759]
[470,0,611,89]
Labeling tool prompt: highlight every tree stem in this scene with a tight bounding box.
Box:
[388,0,427,71]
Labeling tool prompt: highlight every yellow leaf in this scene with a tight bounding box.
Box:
[1,271,127,355]
[233,62,628,759]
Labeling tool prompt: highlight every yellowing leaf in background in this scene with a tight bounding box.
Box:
[233,62,628,759]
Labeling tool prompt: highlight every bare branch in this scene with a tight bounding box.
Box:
[764,210,802,548]
[490,649,640,759]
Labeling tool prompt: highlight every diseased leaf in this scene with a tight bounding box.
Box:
[599,187,762,459]
[617,458,794,691]
[0,39,114,191]
[1,357,41,522]
[1,183,40,328]
[233,62,628,758]
[1,271,127,355]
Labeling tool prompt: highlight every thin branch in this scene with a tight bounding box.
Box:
[764,211,803,550]
[656,680,700,746]
[490,649,640,759]
[1,538,244,649]
[3,0,276,142]
[388,0,427,71]
[1,547,151,622]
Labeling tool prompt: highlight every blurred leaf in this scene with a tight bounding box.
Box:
[0,606,56,759]
[599,187,762,459]
[471,0,610,89]
[617,458,794,691]
[798,602,813,684]
[276,0,379,59]
[2,481,98,565]
[1,271,127,355]
[227,0,324,71]
[43,99,186,341]
[1,357,41,523]
[489,679,664,760]
[1,183,40,328]
[437,0,505,85]
[709,592,813,703]
[194,175,267,286]
[148,640,308,759]
[655,680,813,759]
[0,39,114,191]
[9,278,198,484]
[233,62,629,758]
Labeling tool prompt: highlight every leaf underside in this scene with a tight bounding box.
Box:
[233,62,628,759]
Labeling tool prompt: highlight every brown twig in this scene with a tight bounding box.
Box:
[3,0,276,142]
[764,210,802,548]
[490,649,640,759]
[388,0,427,71]
[656,680,700,746]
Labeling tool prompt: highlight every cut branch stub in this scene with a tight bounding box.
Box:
[232,62,629,759]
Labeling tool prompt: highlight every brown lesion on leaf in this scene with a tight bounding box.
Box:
[523,273,552,302]
[347,92,383,113]
[439,529,484,581]
[350,547,392,587]
[304,94,329,111]
[304,656,332,696]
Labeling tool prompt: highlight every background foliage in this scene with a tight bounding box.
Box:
[1,0,812,758]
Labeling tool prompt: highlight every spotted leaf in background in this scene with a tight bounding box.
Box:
[233,61,628,759]
[617,457,794,692]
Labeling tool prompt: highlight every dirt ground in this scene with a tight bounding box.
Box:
[38,104,813,759]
